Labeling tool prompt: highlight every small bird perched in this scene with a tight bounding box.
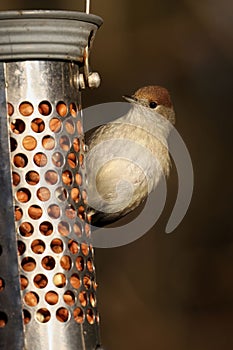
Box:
[86,85,176,226]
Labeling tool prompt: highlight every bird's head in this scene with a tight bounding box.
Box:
[123,85,176,125]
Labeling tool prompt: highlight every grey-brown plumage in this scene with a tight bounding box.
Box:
[86,85,176,226]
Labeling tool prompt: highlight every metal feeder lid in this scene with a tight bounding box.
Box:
[0,10,103,62]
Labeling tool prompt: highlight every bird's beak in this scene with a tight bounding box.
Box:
[122,95,136,103]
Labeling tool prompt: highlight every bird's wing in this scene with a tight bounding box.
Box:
[84,124,105,146]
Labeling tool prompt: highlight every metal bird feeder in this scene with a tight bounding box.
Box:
[0,4,103,350]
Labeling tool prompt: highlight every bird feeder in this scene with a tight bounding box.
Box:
[0,4,103,350]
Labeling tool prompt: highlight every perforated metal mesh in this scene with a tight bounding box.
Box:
[0,60,101,349]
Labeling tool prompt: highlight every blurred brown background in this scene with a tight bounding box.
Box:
[1,1,233,349]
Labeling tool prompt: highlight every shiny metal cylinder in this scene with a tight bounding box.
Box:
[0,10,102,350]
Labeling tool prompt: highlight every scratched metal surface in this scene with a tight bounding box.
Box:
[0,62,25,349]
[5,60,101,350]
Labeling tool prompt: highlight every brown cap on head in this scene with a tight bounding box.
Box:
[133,85,173,109]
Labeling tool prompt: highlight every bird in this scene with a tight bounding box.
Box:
[85,85,176,227]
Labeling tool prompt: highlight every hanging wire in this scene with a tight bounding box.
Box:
[86,0,90,14]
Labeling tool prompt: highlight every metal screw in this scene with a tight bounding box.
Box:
[79,73,86,89]
[77,72,101,90]
[88,72,101,89]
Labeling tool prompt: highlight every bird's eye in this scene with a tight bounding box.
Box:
[149,101,157,109]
